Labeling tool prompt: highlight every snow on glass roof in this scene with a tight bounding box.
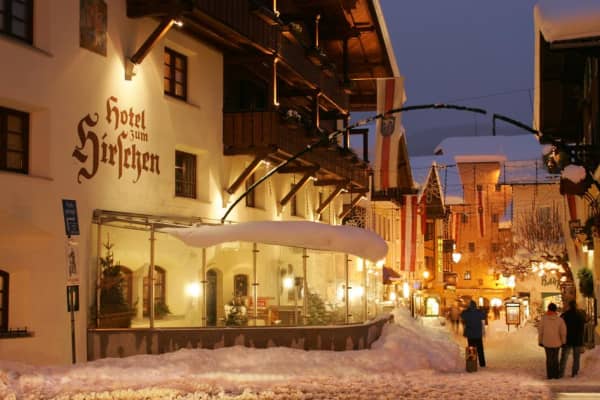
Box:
[534,0,600,42]
[410,135,555,205]
[163,220,388,262]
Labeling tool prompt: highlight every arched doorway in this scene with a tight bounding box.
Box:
[206,269,218,326]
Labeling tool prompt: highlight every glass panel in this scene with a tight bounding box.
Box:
[175,70,183,83]
[7,133,23,150]
[12,1,25,19]
[164,51,171,64]
[163,65,170,77]
[175,84,184,97]
[11,19,25,38]
[163,78,170,91]
[175,57,184,69]
[7,115,23,132]
[6,151,24,169]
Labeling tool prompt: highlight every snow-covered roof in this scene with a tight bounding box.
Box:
[410,135,553,205]
[162,221,388,262]
[534,0,600,42]
[433,135,543,162]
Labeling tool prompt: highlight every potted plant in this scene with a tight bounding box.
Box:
[92,239,135,328]
[154,300,171,319]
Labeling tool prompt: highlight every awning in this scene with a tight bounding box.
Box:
[382,266,402,284]
[162,220,387,262]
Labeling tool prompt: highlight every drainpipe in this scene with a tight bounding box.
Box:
[149,224,155,328]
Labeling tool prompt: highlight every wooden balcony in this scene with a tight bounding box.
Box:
[223,110,368,190]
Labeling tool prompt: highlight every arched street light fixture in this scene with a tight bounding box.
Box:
[221,103,487,223]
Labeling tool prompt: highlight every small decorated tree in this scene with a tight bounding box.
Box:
[305,291,331,325]
[92,239,134,328]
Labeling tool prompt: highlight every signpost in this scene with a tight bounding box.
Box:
[505,301,521,332]
[62,199,80,364]
[62,199,80,237]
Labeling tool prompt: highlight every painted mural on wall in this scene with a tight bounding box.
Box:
[80,0,107,56]
[72,96,160,183]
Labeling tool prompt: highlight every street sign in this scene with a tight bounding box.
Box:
[62,199,80,236]
[65,239,80,285]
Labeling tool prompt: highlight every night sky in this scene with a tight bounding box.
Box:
[378,0,539,155]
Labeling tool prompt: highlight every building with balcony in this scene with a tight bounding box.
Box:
[534,0,600,338]
[0,0,402,365]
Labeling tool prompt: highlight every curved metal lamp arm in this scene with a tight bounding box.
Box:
[220,103,487,224]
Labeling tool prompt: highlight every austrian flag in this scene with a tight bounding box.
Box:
[374,77,406,191]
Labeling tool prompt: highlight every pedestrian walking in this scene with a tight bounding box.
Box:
[461,300,486,367]
[538,302,566,379]
[559,300,585,378]
[449,302,461,334]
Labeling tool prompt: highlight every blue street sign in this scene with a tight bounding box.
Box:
[62,199,80,236]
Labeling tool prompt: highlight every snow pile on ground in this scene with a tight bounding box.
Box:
[0,308,597,399]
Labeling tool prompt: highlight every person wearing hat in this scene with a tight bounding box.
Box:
[538,302,567,379]
[461,300,487,367]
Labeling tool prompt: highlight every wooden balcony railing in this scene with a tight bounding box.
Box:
[194,0,278,52]
[223,110,368,188]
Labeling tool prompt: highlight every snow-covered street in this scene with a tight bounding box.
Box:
[1,308,598,399]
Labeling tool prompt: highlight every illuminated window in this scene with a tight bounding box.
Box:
[464,271,471,280]
[0,0,34,44]
[164,47,187,100]
[0,107,28,174]
[0,270,8,330]
[175,150,196,198]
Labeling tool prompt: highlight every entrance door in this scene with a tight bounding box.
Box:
[206,269,218,326]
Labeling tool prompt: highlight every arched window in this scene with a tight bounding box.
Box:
[119,266,133,308]
[0,270,8,330]
[143,266,166,317]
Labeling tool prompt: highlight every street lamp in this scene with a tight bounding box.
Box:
[452,244,462,263]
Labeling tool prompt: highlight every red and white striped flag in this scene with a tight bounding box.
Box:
[400,195,418,272]
[374,77,406,191]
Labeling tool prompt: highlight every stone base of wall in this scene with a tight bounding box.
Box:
[87,315,392,360]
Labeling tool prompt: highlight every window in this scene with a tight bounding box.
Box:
[461,213,468,224]
[120,266,133,308]
[175,150,196,198]
[234,274,248,297]
[495,183,502,192]
[164,47,187,100]
[143,266,166,317]
[464,271,471,280]
[246,173,256,208]
[476,184,483,191]
[0,270,8,331]
[0,0,33,44]
[468,242,475,252]
[424,221,434,241]
[492,213,499,223]
[0,106,29,174]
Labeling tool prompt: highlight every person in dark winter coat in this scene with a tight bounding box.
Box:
[461,300,486,367]
[538,302,567,379]
[559,300,586,377]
